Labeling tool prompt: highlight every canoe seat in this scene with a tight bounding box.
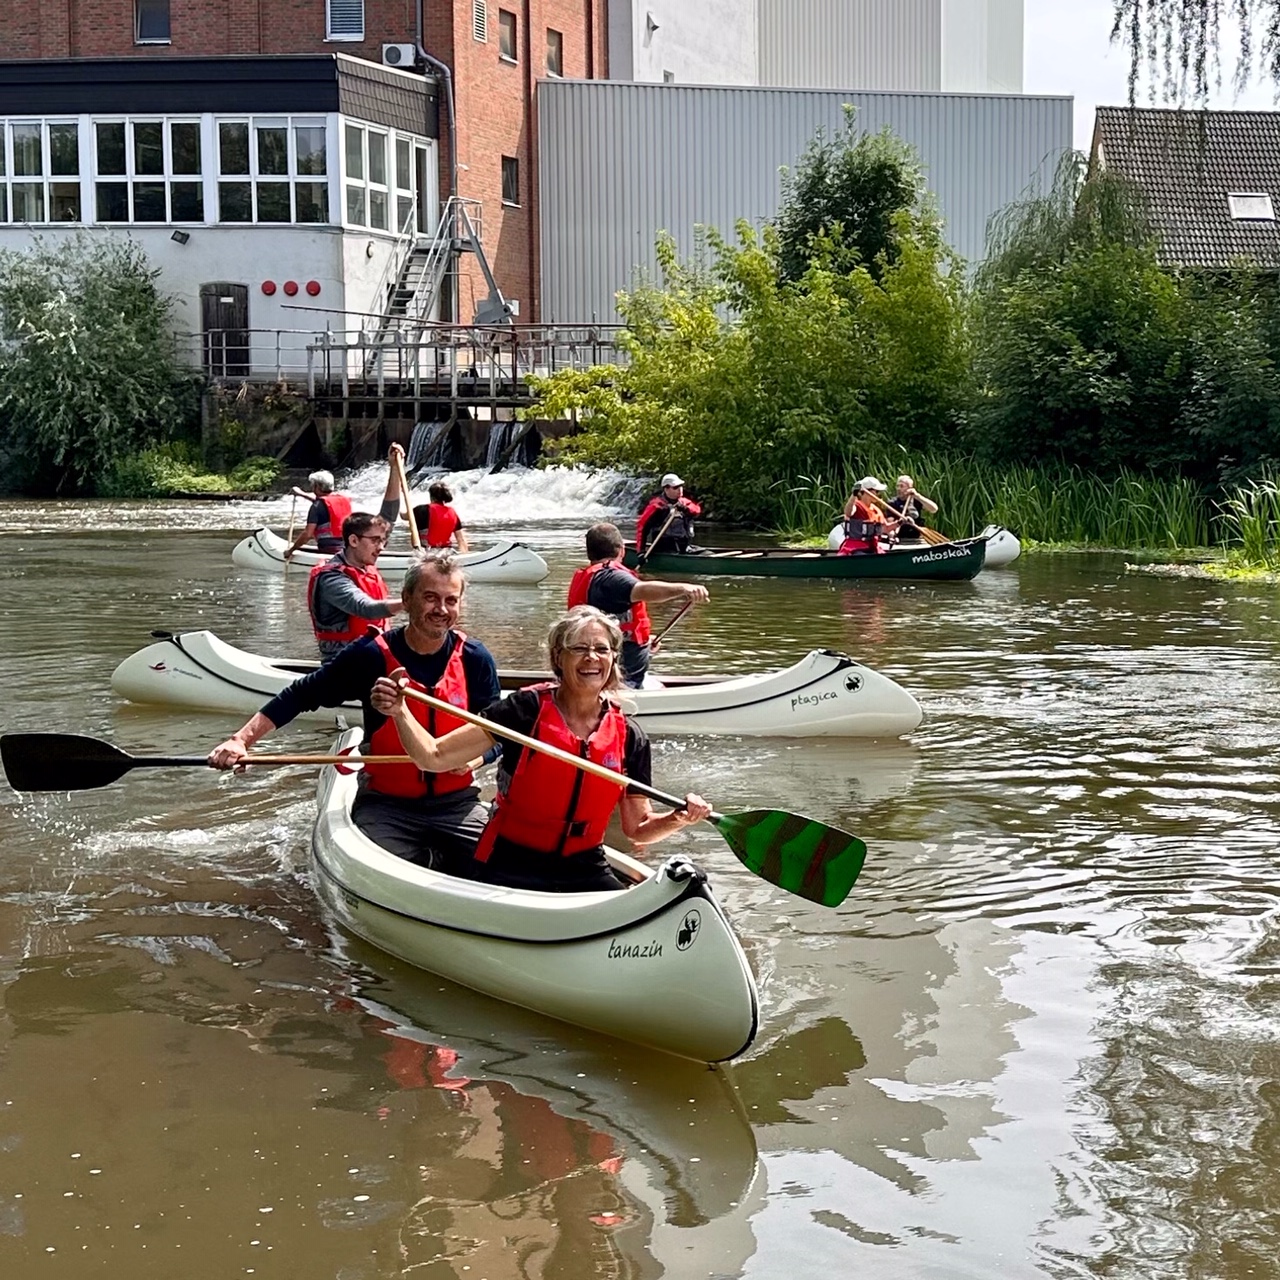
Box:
[705,551,743,558]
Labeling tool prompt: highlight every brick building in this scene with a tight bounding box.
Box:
[0,0,608,362]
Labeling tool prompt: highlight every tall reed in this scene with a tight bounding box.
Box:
[1218,479,1280,568]
[774,452,1216,549]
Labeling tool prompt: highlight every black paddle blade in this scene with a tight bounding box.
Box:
[2,733,137,791]
[0,733,209,792]
[714,809,867,907]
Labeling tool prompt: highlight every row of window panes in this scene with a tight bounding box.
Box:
[0,118,429,228]
[344,124,414,232]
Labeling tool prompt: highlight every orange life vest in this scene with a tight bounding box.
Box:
[838,499,885,555]
[566,560,652,645]
[362,631,475,798]
[315,493,352,544]
[474,684,628,862]
[306,557,391,645]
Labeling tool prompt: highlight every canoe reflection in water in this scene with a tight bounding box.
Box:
[339,938,766,1276]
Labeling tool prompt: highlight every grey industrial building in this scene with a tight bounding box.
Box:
[538,80,1072,323]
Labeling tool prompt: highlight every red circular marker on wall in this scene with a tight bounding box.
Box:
[261,280,277,295]
[283,280,299,296]
[305,280,321,296]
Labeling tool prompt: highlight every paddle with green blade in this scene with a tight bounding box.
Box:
[398,687,867,907]
[0,733,414,793]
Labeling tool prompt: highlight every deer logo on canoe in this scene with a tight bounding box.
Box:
[677,909,701,950]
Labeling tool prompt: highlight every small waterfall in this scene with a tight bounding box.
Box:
[408,420,453,470]
[339,462,646,525]
[485,421,520,467]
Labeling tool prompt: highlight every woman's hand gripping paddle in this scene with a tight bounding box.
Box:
[397,687,868,908]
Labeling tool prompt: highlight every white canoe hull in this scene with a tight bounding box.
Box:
[312,729,759,1062]
[231,526,550,584]
[826,521,1022,567]
[111,629,923,737]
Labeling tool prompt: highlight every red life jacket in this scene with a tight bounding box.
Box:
[426,503,461,548]
[566,560,652,645]
[636,495,700,548]
[307,557,391,645]
[362,631,475,798]
[474,684,628,862]
[315,493,352,544]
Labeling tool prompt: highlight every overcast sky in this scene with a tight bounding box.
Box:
[1024,0,1280,150]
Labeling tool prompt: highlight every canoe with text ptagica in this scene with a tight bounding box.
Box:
[110,630,923,738]
[311,729,759,1062]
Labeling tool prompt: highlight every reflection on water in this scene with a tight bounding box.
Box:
[4,497,1280,1276]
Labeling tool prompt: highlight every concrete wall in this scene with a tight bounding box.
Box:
[538,79,1070,323]
[607,0,757,84]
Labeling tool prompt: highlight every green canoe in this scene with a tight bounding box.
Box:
[623,536,988,581]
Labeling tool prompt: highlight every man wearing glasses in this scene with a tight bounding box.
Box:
[306,511,404,662]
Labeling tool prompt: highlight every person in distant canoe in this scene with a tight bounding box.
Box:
[636,473,702,556]
[285,468,351,558]
[370,605,712,893]
[411,481,470,553]
[839,476,899,555]
[568,522,709,689]
[209,551,501,871]
[305,511,404,662]
[885,475,938,544]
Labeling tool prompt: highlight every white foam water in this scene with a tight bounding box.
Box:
[342,463,646,526]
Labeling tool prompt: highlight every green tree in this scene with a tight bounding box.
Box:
[776,109,927,285]
[970,156,1197,475]
[0,235,197,494]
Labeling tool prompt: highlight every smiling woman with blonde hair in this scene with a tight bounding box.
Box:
[371,604,711,892]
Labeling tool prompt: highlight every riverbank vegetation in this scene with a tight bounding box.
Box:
[531,122,1280,567]
[0,236,280,499]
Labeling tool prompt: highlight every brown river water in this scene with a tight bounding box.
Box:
[2,472,1280,1279]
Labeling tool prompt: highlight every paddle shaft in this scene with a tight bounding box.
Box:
[652,598,693,645]
[393,451,422,550]
[865,492,947,545]
[400,686,717,819]
[124,753,416,769]
[638,505,679,564]
[286,492,297,545]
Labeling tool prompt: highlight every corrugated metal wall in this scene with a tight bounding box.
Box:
[538,80,1071,323]
[758,0,942,92]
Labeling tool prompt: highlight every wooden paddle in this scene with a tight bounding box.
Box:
[0,733,414,793]
[397,687,867,908]
[392,450,422,550]
[651,598,693,648]
[638,504,679,565]
[865,491,948,546]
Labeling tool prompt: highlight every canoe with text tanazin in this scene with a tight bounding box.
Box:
[311,728,759,1062]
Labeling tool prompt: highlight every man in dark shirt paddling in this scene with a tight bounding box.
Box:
[208,551,501,870]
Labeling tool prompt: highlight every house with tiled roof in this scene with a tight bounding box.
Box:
[1091,106,1280,268]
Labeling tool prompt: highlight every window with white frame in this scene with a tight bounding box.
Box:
[501,154,519,206]
[217,119,329,224]
[135,0,170,43]
[327,0,364,40]
[0,120,83,224]
[95,119,202,223]
[498,9,517,60]
[344,123,413,231]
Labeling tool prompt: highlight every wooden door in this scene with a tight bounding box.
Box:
[200,282,249,377]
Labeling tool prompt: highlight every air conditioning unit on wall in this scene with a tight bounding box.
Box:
[382,43,417,67]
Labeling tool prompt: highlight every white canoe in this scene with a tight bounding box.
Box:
[826,521,1022,567]
[110,629,923,738]
[312,728,759,1062]
[231,526,550,584]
